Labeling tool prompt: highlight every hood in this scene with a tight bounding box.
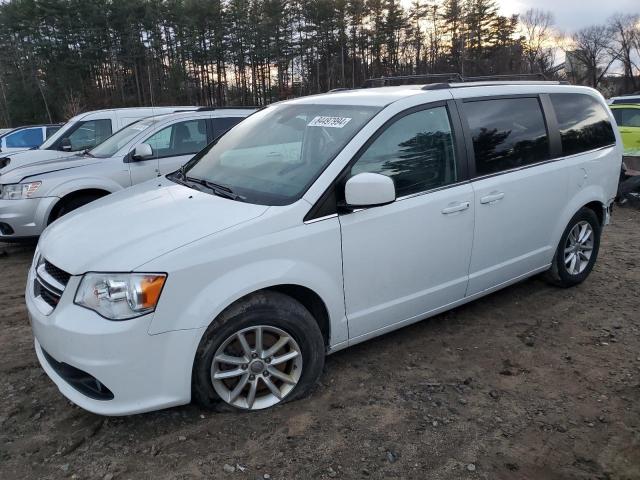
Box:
[38,178,269,274]
[0,149,80,179]
[0,152,99,183]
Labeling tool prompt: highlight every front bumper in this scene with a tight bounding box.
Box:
[0,197,57,239]
[26,263,205,416]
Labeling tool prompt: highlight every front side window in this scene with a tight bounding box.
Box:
[5,128,43,148]
[67,119,112,150]
[550,93,616,156]
[46,126,60,138]
[145,119,208,158]
[351,106,457,197]
[464,97,550,176]
[613,108,640,128]
[213,116,244,138]
[183,104,381,205]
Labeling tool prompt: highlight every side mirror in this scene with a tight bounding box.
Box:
[344,172,396,208]
[59,138,72,152]
[131,143,153,161]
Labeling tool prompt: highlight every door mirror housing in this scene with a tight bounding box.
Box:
[131,143,153,161]
[59,138,72,152]
[344,173,396,208]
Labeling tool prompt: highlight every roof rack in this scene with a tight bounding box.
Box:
[358,72,567,91]
[363,73,463,88]
[195,106,259,111]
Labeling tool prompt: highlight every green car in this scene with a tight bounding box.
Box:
[611,104,640,156]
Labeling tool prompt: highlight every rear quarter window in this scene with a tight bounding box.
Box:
[550,93,616,156]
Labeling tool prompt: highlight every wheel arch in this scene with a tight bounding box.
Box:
[48,188,112,224]
[212,285,331,349]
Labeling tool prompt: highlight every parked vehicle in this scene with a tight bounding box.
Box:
[0,108,254,240]
[608,94,640,106]
[610,104,640,155]
[26,82,621,416]
[0,124,62,153]
[0,107,194,173]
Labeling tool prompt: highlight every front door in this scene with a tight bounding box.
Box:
[339,104,475,340]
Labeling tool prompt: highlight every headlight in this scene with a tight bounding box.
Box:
[75,273,167,320]
[0,181,42,200]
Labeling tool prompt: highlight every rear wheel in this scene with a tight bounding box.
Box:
[544,207,601,288]
[192,291,325,411]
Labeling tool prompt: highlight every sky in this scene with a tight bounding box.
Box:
[497,0,639,33]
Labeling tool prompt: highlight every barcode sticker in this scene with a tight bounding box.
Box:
[308,116,352,128]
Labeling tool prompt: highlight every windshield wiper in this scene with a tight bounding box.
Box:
[82,149,94,157]
[185,176,243,201]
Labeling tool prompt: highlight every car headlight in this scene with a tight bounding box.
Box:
[74,273,167,320]
[0,181,42,200]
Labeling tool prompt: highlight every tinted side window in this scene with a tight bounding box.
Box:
[464,98,550,176]
[213,117,243,138]
[351,106,457,197]
[5,128,43,148]
[550,93,616,155]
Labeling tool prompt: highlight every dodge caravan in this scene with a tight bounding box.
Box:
[27,82,622,415]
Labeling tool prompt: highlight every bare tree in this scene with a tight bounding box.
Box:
[570,25,617,88]
[520,8,555,75]
[607,14,639,92]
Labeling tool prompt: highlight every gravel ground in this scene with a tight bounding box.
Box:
[0,207,639,480]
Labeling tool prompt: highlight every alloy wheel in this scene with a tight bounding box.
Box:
[211,325,303,410]
[564,220,594,275]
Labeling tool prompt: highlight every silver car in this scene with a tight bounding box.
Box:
[0,108,255,240]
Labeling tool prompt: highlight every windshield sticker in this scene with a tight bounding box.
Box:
[308,116,352,128]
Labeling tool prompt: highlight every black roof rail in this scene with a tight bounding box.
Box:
[195,106,258,111]
[363,73,463,88]
[328,88,352,92]
[462,73,548,82]
[360,72,566,91]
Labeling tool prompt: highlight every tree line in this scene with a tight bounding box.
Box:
[0,0,638,126]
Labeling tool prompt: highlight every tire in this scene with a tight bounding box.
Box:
[192,291,325,411]
[544,207,601,288]
[49,194,101,224]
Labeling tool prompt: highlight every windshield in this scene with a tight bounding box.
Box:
[90,118,158,158]
[182,103,381,205]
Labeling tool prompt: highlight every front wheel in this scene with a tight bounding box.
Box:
[544,207,601,288]
[192,291,325,411]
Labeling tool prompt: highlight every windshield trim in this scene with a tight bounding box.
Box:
[174,104,383,206]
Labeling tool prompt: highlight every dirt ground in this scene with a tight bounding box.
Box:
[0,208,639,480]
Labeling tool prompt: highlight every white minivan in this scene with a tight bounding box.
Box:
[27,82,621,415]
[0,107,193,173]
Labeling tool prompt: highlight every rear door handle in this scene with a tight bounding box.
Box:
[480,192,505,205]
[441,201,470,215]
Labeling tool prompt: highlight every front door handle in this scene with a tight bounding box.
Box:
[441,201,470,215]
[480,192,505,205]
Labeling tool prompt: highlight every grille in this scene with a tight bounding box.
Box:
[34,280,61,308]
[44,260,71,286]
[33,257,70,313]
